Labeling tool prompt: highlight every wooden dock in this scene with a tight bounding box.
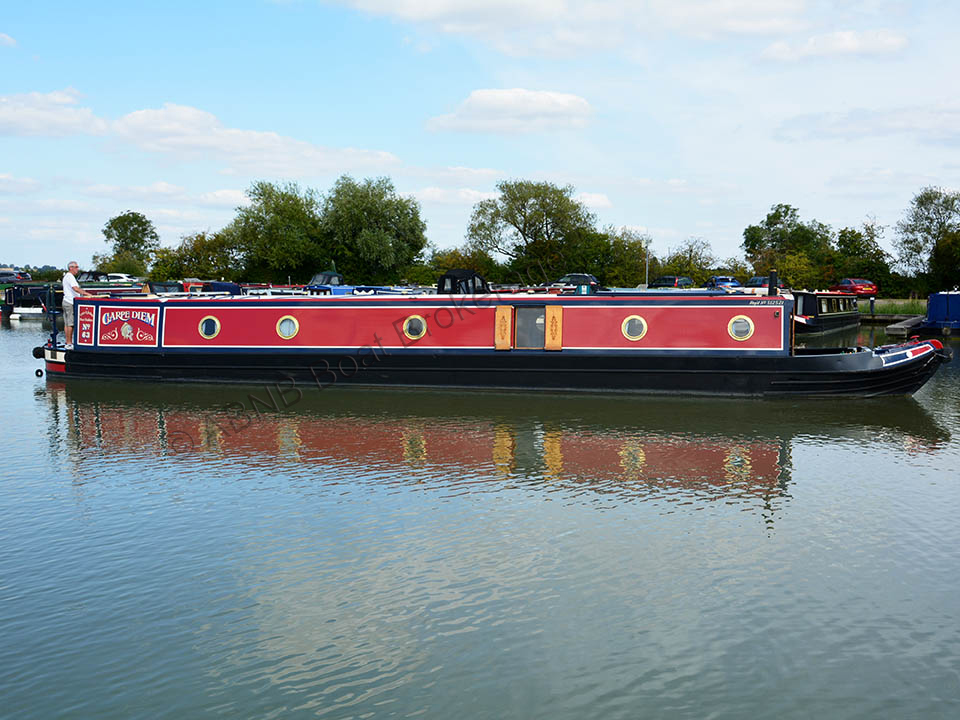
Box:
[884,315,924,337]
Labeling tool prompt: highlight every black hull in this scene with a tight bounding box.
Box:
[55,346,950,397]
[793,313,860,335]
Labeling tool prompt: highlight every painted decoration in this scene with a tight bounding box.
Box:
[77,304,96,346]
[99,306,160,347]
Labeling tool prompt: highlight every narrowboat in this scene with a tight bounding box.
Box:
[33,272,951,397]
[3,284,55,319]
[919,291,960,336]
[791,290,860,334]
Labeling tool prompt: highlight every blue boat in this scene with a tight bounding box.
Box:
[920,291,960,336]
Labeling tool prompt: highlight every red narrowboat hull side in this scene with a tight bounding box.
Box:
[71,294,792,354]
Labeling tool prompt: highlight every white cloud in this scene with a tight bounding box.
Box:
[409,186,499,205]
[197,189,249,207]
[79,181,249,210]
[763,29,907,61]
[0,33,16,47]
[0,88,108,137]
[114,103,400,175]
[576,192,612,208]
[334,0,809,55]
[424,166,501,184]
[82,181,186,199]
[824,167,941,201]
[651,0,806,36]
[428,88,592,134]
[0,173,41,194]
[778,103,960,144]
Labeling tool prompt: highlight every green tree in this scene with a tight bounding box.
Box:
[778,251,819,290]
[467,180,596,284]
[659,237,716,285]
[148,230,241,281]
[230,181,323,283]
[719,257,751,283]
[432,246,503,280]
[929,230,960,290]
[96,211,160,275]
[835,220,892,291]
[742,204,836,287]
[92,249,149,276]
[400,243,505,286]
[895,187,960,285]
[602,227,655,287]
[318,176,427,285]
[101,210,160,275]
[148,247,187,282]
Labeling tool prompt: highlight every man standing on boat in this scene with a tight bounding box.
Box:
[62,261,94,349]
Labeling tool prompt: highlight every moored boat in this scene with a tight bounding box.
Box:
[792,290,861,334]
[919,291,960,336]
[32,277,951,396]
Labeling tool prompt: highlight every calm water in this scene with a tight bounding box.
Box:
[2,320,959,719]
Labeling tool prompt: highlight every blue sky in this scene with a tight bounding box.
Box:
[2,0,958,269]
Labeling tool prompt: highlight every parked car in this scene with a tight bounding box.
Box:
[307,271,345,286]
[77,271,110,283]
[744,276,785,290]
[543,273,600,290]
[0,270,19,284]
[649,275,694,289]
[829,278,877,297]
[106,273,137,283]
[704,275,741,289]
[15,271,32,281]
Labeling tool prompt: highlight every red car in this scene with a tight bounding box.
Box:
[829,278,877,296]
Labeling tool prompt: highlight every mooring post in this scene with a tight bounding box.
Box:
[46,284,59,348]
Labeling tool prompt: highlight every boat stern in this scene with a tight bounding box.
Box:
[33,345,67,375]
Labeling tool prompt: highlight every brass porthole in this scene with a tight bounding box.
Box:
[403,314,428,341]
[276,315,300,340]
[621,315,648,341]
[198,315,221,340]
[728,315,755,341]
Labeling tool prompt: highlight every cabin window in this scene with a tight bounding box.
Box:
[727,315,755,341]
[276,315,299,340]
[820,298,828,314]
[621,315,648,341]
[515,306,545,349]
[403,314,428,341]
[198,315,221,340]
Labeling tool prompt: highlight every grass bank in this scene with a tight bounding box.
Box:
[859,298,926,315]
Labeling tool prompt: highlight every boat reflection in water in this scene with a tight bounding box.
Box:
[41,381,950,515]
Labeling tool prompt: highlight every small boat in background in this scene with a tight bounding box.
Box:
[792,290,861,335]
[919,291,960,336]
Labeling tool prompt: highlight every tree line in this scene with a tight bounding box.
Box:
[88,177,960,295]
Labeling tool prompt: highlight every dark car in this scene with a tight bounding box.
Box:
[0,271,19,284]
[143,281,185,294]
[744,276,785,290]
[307,271,345,286]
[438,269,490,294]
[649,275,694,289]
[704,275,741,289]
[543,273,600,290]
[829,278,877,297]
